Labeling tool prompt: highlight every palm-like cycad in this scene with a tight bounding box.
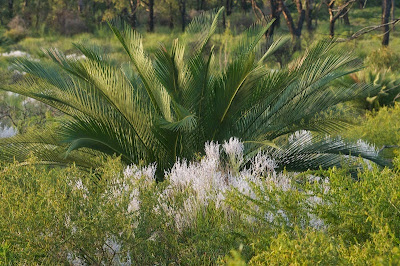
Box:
[0,8,387,173]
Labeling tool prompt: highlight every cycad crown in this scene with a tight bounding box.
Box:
[0,7,387,174]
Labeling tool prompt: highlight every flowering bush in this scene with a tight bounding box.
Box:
[1,139,399,264]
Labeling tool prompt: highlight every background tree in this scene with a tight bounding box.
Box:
[327,0,355,38]
[382,0,393,45]
[279,0,305,49]
[143,0,154,32]
[178,0,187,31]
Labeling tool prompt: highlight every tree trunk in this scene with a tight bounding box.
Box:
[197,0,206,10]
[343,8,350,25]
[35,0,41,29]
[169,2,174,29]
[127,0,139,29]
[226,0,233,15]
[241,0,249,11]
[328,0,353,37]
[78,0,84,13]
[22,0,32,26]
[305,0,313,31]
[328,0,336,38]
[280,0,305,49]
[329,17,335,37]
[392,0,395,30]
[8,0,13,19]
[179,0,186,32]
[267,0,281,39]
[92,1,97,23]
[382,0,392,46]
[129,11,137,28]
[148,0,154,32]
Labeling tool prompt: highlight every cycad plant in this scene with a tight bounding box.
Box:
[0,8,387,174]
[337,68,400,110]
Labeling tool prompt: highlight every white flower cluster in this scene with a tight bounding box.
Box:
[223,137,244,169]
[157,137,294,232]
[66,53,87,60]
[65,138,332,263]
[69,178,89,199]
[0,50,30,57]
[119,163,156,213]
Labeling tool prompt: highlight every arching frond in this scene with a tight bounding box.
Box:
[0,16,389,176]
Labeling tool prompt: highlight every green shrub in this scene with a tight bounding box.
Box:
[2,149,400,264]
[249,227,400,265]
[344,103,400,158]
[0,153,246,264]
[365,47,400,71]
[230,163,400,264]
[5,16,28,42]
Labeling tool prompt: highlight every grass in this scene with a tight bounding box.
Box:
[1,6,400,64]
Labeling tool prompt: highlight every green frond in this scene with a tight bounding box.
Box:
[270,131,389,171]
[0,15,389,175]
[183,7,224,54]
[109,23,172,120]
[0,130,104,169]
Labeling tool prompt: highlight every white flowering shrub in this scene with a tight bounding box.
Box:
[1,141,398,265]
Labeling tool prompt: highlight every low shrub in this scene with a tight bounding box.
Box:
[4,16,28,42]
[365,47,400,72]
[1,140,399,264]
[343,103,400,158]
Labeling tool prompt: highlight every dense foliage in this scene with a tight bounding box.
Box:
[0,9,389,174]
[1,2,399,265]
[1,140,400,264]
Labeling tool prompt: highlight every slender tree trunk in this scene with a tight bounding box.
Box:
[197,0,206,10]
[343,8,350,25]
[305,0,312,31]
[23,0,32,26]
[226,0,233,15]
[241,0,249,11]
[267,0,281,39]
[78,0,84,13]
[328,1,336,38]
[8,0,13,19]
[169,2,174,29]
[392,0,395,30]
[179,0,186,32]
[127,0,139,29]
[92,1,97,23]
[382,0,392,46]
[329,18,335,37]
[148,0,154,32]
[129,11,137,28]
[35,0,41,29]
[280,0,305,49]
[201,0,205,9]
[328,0,353,37]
